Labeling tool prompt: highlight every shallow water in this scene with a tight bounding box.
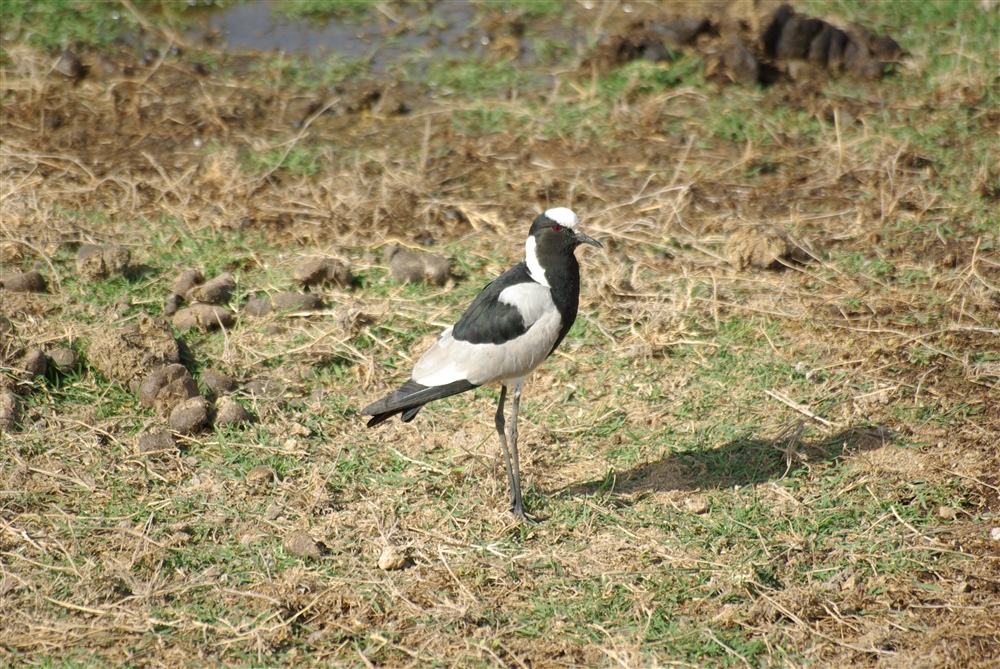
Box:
[203,1,468,57]
[188,0,583,68]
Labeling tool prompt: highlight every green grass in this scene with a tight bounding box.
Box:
[2,1,998,667]
[0,0,222,51]
[801,0,1000,82]
[452,105,525,136]
[425,58,534,97]
[475,0,566,19]
[271,0,378,20]
[255,52,371,91]
[1,0,139,50]
[597,57,699,100]
[240,144,325,176]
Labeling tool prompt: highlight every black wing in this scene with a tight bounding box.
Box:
[362,379,476,427]
[451,262,535,345]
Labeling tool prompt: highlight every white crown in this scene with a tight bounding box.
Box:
[543,207,579,229]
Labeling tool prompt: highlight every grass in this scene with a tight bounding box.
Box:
[255,52,372,91]
[240,144,325,176]
[2,1,999,668]
[476,0,566,20]
[424,58,534,97]
[271,0,379,21]
[1,0,140,51]
[0,0,223,51]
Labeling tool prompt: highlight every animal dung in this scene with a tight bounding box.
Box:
[1,270,47,293]
[76,244,131,281]
[293,257,353,288]
[387,246,451,286]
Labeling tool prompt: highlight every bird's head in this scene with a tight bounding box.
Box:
[528,208,603,251]
[524,208,602,286]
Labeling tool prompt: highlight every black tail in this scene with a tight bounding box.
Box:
[361,379,477,427]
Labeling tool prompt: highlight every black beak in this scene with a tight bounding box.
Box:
[574,230,603,248]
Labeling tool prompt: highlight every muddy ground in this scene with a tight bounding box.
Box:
[1,1,999,667]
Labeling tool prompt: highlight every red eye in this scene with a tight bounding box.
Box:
[552,225,564,232]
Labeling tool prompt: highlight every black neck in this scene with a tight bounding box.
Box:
[536,249,581,352]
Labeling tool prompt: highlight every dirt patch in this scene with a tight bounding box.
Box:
[587,1,903,85]
[87,316,182,385]
[725,223,809,270]
[1,1,998,667]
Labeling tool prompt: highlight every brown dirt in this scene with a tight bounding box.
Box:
[1,1,998,667]
[86,316,182,385]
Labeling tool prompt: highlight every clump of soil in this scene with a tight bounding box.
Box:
[585,28,678,70]
[166,271,236,324]
[714,38,759,85]
[759,3,902,79]
[173,269,205,297]
[139,364,201,417]
[173,304,236,332]
[0,270,47,293]
[589,2,903,87]
[377,545,411,571]
[215,397,253,426]
[271,292,323,312]
[387,246,451,286]
[135,429,178,457]
[245,292,324,316]
[139,364,193,408]
[76,244,131,281]
[5,348,47,383]
[48,348,80,374]
[53,49,84,79]
[137,364,250,432]
[200,369,236,397]
[725,224,809,271]
[87,316,181,385]
[244,297,273,317]
[1,341,48,391]
[284,530,322,559]
[168,396,212,434]
[187,272,236,304]
[245,464,274,487]
[0,391,21,431]
[293,257,353,289]
[166,269,206,314]
[154,374,201,417]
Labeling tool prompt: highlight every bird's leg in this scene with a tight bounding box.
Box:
[494,386,518,515]
[508,384,534,523]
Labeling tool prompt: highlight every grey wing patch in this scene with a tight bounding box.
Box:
[412,308,564,387]
[497,282,553,327]
[411,326,466,387]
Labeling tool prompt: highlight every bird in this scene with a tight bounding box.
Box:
[361,207,602,522]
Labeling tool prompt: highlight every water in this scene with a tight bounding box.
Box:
[190,0,572,69]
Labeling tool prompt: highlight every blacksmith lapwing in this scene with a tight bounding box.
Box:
[361,208,602,522]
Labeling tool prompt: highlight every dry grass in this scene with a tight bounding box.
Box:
[2,1,999,667]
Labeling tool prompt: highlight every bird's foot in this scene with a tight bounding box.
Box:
[510,503,537,525]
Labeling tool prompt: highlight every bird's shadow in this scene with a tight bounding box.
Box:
[565,423,893,499]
